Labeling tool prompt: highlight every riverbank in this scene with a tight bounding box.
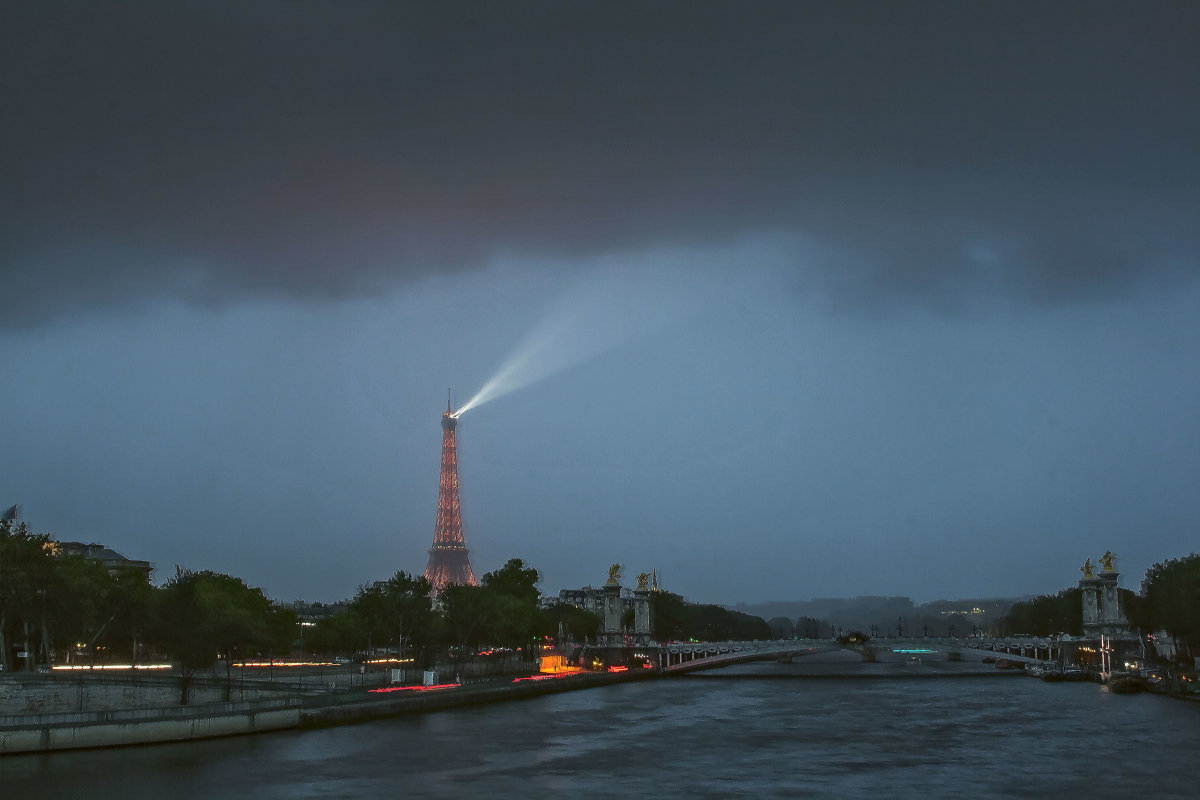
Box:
[301,669,656,728]
[0,669,657,754]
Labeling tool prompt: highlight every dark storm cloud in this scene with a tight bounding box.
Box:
[3,1,1198,325]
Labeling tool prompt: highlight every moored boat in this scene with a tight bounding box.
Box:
[1105,675,1147,694]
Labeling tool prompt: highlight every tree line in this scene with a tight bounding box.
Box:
[303,558,598,663]
[1,517,580,676]
[652,591,770,641]
[3,517,779,682]
[0,519,298,677]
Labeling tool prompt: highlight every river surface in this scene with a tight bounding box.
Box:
[4,665,1198,798]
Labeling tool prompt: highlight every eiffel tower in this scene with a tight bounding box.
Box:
[423,392,478,592]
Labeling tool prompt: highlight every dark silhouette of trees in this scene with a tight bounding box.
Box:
[0,519,55,671]
[542,602,601,643]
[151,568,283,703]
[766,616,794,640]
[439,583,494,653]
[349,570,434,660]
[1,520,154,670]
[795,616,828,639]
[482,558,544,656]
[652,590,769,642]
[997,588,1082,637]
[1139,553,1200,660]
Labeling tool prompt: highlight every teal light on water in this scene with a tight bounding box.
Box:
[893,649,936,654]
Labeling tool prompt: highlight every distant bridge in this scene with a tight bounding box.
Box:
[659,641,841,674]
[658,638,1064,674]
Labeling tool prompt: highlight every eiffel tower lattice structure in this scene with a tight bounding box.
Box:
[423,394,479,593]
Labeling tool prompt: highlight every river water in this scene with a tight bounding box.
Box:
[4,664,1198,798]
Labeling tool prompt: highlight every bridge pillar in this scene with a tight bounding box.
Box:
[601,582,623,645]
[1080,572,1102,637]
[633,588,652,645]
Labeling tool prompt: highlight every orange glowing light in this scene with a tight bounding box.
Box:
[52,664,172,671]
[233,660,337,668]
[607,665,629,673]
[513,673,577,683]
[537,653,585,675]
[368,683,460,694]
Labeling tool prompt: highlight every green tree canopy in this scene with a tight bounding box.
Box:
[997,588,1082,637]
[1140,553,1200,658]
[542,602,601,643]
[1,520,62,669]
[481,559,545,653]
[349,570,434,656]
[482,559,541,604]
[439,583,495,652]
[652,590,770,642]
[151,568,284,703]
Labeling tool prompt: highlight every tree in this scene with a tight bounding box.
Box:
[48,553,117,665]
[542,602,601,643]
[349,571,434,659]
[307,610,367,656]
[796,616,828,639]
[439,583,495,653]
[997,588,1082,637]
[0,519,57,671]
[481,559,544,657]
[766,616,794,640]
[652,590,770,642]
[1140,553,1200,660]
[102,566,156,664]
[151,568,281,703]
[482,559,540,605]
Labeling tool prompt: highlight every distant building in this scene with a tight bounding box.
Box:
[57,542,153,582]
[556,587,611,617]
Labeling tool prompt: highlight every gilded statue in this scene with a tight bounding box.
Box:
[636,572,650,591]
[1080,558,1095,579]
[606,563,623,585]
[1100,550,1116,572]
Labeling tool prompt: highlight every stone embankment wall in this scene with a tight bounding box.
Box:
[0,696,301,754]
[431,654,535,681]
[0,675,288,714]
[0,667,658,754]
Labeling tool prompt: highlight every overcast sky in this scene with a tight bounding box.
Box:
[2,1,1198,605]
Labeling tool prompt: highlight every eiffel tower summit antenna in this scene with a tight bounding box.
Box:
[424,394,478,592]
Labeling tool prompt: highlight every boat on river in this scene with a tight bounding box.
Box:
[1105,675,1148,694]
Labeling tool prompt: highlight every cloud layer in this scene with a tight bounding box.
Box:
[4,1,1198,327]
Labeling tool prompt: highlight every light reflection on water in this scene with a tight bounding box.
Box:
[4,670,1198,799]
